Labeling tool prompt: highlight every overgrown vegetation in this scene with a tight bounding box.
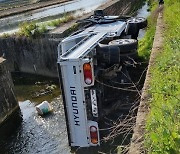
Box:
[47,15,74,27]
[18,14,74,38]
[145,0,180,153]
[18,22,46,38]
[138,0,158,60]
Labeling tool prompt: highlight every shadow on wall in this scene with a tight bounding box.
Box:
[0,37,60,78]
[0,58,21,136]
[104,0,145,16]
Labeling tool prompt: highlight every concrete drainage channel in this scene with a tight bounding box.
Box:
[0,0,151,153]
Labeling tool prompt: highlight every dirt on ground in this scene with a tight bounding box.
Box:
[0,0,72,18]
[128,5,165,154]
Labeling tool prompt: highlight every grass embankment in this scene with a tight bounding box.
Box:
[18,14,74,38]
[145,0,180,153]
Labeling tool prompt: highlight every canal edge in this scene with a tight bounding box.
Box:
[128,5,164,154]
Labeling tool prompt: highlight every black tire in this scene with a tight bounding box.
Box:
[96,44,121,64]
[97,40,138,64]
[108,39,138,53]
[128,17,147,29]
[126,23,139,39]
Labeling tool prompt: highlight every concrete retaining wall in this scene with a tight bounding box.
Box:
[0,57,19,126]
[0,38,60,77]
[103,0,144,16]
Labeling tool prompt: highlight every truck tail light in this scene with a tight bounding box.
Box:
[83,63,93,85]
[90,126,98,144]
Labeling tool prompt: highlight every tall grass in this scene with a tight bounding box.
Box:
[145,0,180,153]
[47,15,74,27]
[18,14,74,38]
[18,22,44,38]
[138,0,158,60]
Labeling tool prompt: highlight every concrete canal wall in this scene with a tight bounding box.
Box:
[0,58,19,127]
[0,38,59,77]
[0,0,145,77]
[103,0,145,16]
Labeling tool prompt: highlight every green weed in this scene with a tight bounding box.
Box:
[18,22,38,37]
[47,15,74,27]
[17,14,74,38]
[138,0,158,60]
[1,33,10,38]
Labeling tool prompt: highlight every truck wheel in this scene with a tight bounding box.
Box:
[108,39,138,53]
[127,17,147,39]
[97,39,138,64]
[128,17,147,29]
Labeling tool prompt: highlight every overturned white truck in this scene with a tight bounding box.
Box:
[57,10,147,148]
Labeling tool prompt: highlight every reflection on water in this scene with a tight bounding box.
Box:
[0,98,71,154]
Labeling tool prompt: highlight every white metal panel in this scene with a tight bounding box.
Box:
[60,61,90,147]
[60,32,106,60]
[61,35,86,54]
[82,21,126,36]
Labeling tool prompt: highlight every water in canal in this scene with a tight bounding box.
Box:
[0,73,133,154]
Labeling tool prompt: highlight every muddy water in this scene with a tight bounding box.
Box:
[12,73,60,103]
